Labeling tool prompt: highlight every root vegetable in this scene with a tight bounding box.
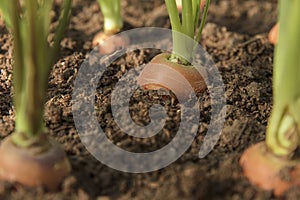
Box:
[0,135,71,190]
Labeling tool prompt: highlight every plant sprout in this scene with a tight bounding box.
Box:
[240,0,300,196]
[97,0,123,34]
[138,0,209,99]
[267,0,300,157]
[0,0,71,189]
[92,0,129,54]
[165,0,209,64]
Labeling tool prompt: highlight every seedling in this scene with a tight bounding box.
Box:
[0,0,71,190]
[92,0,129,54]
[240,0,300,196]
[138,0,209,99]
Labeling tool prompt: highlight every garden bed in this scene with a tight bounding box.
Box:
[1,0,298,199]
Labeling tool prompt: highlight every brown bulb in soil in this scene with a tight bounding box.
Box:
[0,135,71,190]
[268,23,279,45]
[240,142,300,196]
[92,31,129,55]
[137,53,206,101]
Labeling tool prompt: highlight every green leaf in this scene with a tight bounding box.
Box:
[0,0,14,28]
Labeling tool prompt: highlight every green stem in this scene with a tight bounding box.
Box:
[9,0,23,112]
[266,0,300,157]
[195,0,210,43]
[192,0,201,31]
[13,0,45,144]
[97,0,123,33]
[0,0,72,147]
[165,0,210,64]
[165,0,181,33]
[48,0,72,79]
[182,0,194,39]
[165,0,189,64]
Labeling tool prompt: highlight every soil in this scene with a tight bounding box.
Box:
[2,0,299,199]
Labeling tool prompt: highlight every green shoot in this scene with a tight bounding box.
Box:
[165,0,210,64]
[266,0,300,157]
[0,0,72,148]
[97,0,123,34]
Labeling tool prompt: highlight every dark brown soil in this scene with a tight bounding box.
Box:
[2,0,299,199]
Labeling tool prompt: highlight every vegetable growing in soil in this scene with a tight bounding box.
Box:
[240,0,300,196]
[0,0,71,190]
[138,0,209,99]
[92,0,129,54]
